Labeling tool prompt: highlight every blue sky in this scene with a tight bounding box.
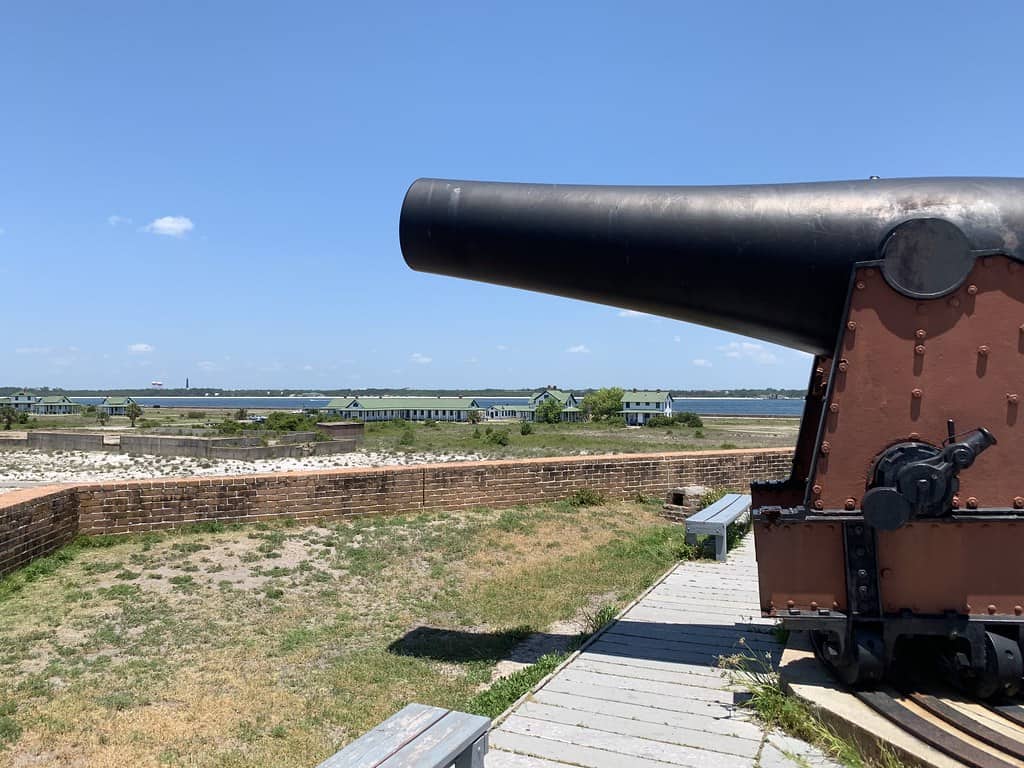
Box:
[5,2,1024,391]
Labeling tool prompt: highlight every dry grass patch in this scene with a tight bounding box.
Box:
[0,497,694,767]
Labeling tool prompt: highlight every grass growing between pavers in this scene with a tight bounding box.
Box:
[724,651,908,768]
[0,497,693,767]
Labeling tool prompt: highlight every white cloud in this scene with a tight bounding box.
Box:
[566,344,591,354]
[495,344,508,351]
[197,360,219,371]
[718,341,779,365]
[128,343,154,354]
[143,216,194,237]
[617,309,659,321]
[673,335,681,343]
[692,358,713,368]
[410,352,432,365]
[16,346,52,355]
[302,364,314,371]
[108,215,132,227]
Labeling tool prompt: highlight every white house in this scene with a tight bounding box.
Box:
[98,396,140,417]
[32,395,82,415]
[487,389,583,422]
[619,390,674,426]
[323,396,482,422]
[8,391,39,412]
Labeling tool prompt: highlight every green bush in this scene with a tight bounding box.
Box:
[567,488,605,507]
[535,397,563,424]
[675,411,704,428]
[265,411,319,433]
[472,427,481,439]
[694,428,706,438]
[485,428,510,446]
[646,415,675,428]
[186,411,206,420]
[519,421,533,435]
[398,427,416,446]
[216,419,244,435]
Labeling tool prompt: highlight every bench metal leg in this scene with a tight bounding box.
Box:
[715,534,728,561]
[453,733,487,768]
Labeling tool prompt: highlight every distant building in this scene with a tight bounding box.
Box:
[323,396,482,422]
[32,395,82,415]
[619,390,674,426]
[487,388,583,422]
[8,391,40,412]
[98,396,139,417]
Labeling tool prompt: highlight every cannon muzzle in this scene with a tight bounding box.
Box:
[400,177,1024,354]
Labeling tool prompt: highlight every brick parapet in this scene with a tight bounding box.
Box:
[1,448,793,576]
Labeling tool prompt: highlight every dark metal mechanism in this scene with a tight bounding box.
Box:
[862,425,997,531]
[399,176,1024,698]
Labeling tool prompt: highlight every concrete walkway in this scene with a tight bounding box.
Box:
[485,537,842,768]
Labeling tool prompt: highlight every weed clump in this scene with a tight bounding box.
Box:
[566,488,605,508]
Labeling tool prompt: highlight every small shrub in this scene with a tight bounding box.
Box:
[398,428,415,446]
[465,652,567,718]
[583,603,619,635]
[472,427,481,439]
[485,428,510,446]
[186,411,206,420]
[567,488,605,508]
[719,442,738,449]
[646,415,675,428]
[694,428,706,438]
[519,421,533,436]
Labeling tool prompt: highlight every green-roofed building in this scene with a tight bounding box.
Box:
[98,396,140,417]
[487,388,584,422]
[31,395,82,415]
[619,390,675,426]
[323,396,482,422]
[9,390,40,412]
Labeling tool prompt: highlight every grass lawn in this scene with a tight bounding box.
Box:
[0,497,700,767]
[362,415,799,458]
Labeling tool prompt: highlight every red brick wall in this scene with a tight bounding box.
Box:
[1,449,793,575]
[0,486,79,576]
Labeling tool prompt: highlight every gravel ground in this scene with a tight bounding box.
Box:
[0,448,485,493]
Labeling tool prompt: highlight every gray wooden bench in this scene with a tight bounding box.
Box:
[316,703,489,768]
[684,493,751,561]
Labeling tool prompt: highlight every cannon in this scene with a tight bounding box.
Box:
[401,177,1024,697]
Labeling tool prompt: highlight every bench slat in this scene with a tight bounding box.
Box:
[684,494,751,562]
[317,703,449,768]
[379,711,489,768]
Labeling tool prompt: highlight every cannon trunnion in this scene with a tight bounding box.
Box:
[400,177,1024,696]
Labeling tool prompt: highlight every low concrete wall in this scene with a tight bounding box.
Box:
[276,431,320,444]
[26,432,113,452]
[102,434,264,458]
[0,448,794,576]
[308,439,358,456]
[208,444,304,460]
[316,422,365,444]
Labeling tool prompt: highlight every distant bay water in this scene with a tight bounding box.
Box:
[71,395,804,417]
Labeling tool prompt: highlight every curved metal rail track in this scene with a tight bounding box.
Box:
[856,688,1024,768]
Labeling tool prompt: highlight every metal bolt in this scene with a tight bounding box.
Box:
[847,321,857,332]
[915,328,927,339]
[914,344,926,356]
[787,600,795,608]
[829,403,840,413]
[952,495,960,509]
[856,281,865,290]
[978,345,990,356]
[911,388,923,399]
[859,585,868,594]
[845,498,856,510]
[820,441,831,455]
[1009,393,1019,404]
[967,284,978,295]
[813,500,824,510]
[838,359,849,372]
[950,297,961,307]
[909,432,921,440]
[988,604,997,615]
[812,484,823,495]
[967,496,978,509]
[857,569,867,578]
[1015,497,1024,509]
[809,601,818,611]
[1016,605,1023,616]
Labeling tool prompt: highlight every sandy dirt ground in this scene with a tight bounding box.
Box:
[0,448,485,493]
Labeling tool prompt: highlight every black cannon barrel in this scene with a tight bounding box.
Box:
[400,177,1024,354]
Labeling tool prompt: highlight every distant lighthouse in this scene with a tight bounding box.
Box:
[185,377,189,390]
